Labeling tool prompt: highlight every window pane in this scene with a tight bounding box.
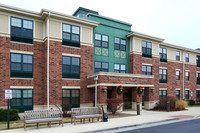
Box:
[121,65,126,70]
[163,49,167,54]
[63,98,70,104]
[12,90,21,98]
[102,62,108,69]
[11,54,21,63]
[121,40,126,45]
[142,66,146,72]
[114,64,120,70]
[71,66,79,73]
[159,48,162,53]
[95,62,101,68]
[114,44,120,50]
[23,90,32,98]
[115,38,120,44]
[63,24,71,32]
[72,90,79,97]
[63,32,71,40]
[95,40,101,46]
[63,65,70,73]
[176,51,180,56]
[63,90,70,97]
[163,91,167,96]
[147,66,151,72]
[63,57,70,65]
[72,26,79,34]
[95,34,101,40]
[11,18,21,27]
[72,58,79,66]
[72,98,79,104]
[147,42,152,48]
[11,63,21,71]
[163,69,167,74]
[120,45,126,51]
[102,42,108,48]
[23,55,32,63]
[23,64,32,72]
[176,71,180,75]
[159,91,162,95]
[142,41,146,47]
[186,53,189,58]
[102,35,108,42]
[72,34,79,42]
[23,20,33,29]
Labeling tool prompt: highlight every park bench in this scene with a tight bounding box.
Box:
[23,109,63,131]
[71,107,102,125]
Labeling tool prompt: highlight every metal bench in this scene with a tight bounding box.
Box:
[23,109,63,131]
[71,107,102,125]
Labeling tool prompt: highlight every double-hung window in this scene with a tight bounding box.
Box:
[176,70,180,80]
[197,73,200,85]
[10,53,33,78]
[197,90,200,98]
[114,64,126,73]
[159,69,167,83]
[114,37,127,58]
[186,71,189,81]
[62,56,80,79]
[176,51,180,61]
[142,40,152,58]
[11,17,33,44]
[94,61,108,73]
[197,56,200,67]
[176,90,180,99]
[62,23,80,47]
[185,53,189,62]
[94,34,109,56]
[185,90,189,99]
[159,90,167,99]
[142,65,152,75]
[62,89,80,108]
[159,47,167,62]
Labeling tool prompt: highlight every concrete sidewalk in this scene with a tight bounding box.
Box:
[1,107,200,133]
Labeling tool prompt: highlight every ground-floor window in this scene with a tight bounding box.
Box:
[159,90,167,99]
[107,89,112,99]
[185,90,189,99]
[11,89,33,113]
[176,90,180,99]
[62,89,80,108]
[197,90,200,98]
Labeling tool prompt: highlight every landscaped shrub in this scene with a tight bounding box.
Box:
[154,96,178,111]
[176,100,188,110]
[196,98,200,105]
[0,109,20,121]
[187,99,196,105]
[107,98,123,114]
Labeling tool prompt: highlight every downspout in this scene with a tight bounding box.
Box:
[182,50,185,99]
[47,12,51,110]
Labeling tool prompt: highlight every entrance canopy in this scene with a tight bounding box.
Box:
[87,72,154,88]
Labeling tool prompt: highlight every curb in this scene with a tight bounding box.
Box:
[85,118,178,133]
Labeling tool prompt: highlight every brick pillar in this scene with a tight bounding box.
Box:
[144,87,156,109]
[97,86,107,112]
[132,87,142,110]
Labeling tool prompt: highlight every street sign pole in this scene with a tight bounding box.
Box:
[7,99,10,129]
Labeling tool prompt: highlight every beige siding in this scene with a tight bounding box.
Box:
[133,38,141,52]
[81,27,92,44]
[0,14,9,34]
[34,21,43,39]
[190,52,197,64]
[152,42,159,56]
[49,20,61,39]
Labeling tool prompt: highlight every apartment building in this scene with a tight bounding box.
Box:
[0,4,200,112]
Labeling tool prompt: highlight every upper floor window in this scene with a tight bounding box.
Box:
[176,70,180,80]
[142,65,152,75]
[159,68,167,83]
[186,71,189,81]
[10,53,33,78]
[62,56,80,79]
[159,90,167,99]
[159,47,167,62]
[114,37,126,51]
[142,40,152,58]
[176,51,180,61]
[94,34,109,56]
[197,73,200,85]
[185,53,189,62]
[11,17,33,44]
[114,64,126,73]
[94,61,108,73]
[62,23,80,47]
[197,55,200,67]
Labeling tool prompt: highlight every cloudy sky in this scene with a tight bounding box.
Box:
[1,0,200,49]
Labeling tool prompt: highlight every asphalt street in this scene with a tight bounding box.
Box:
[119,119,200,133]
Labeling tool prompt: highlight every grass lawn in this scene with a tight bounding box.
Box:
[0,117,71,130]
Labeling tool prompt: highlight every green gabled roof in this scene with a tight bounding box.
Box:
[73,7,99,16]
[87,13,132,26]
